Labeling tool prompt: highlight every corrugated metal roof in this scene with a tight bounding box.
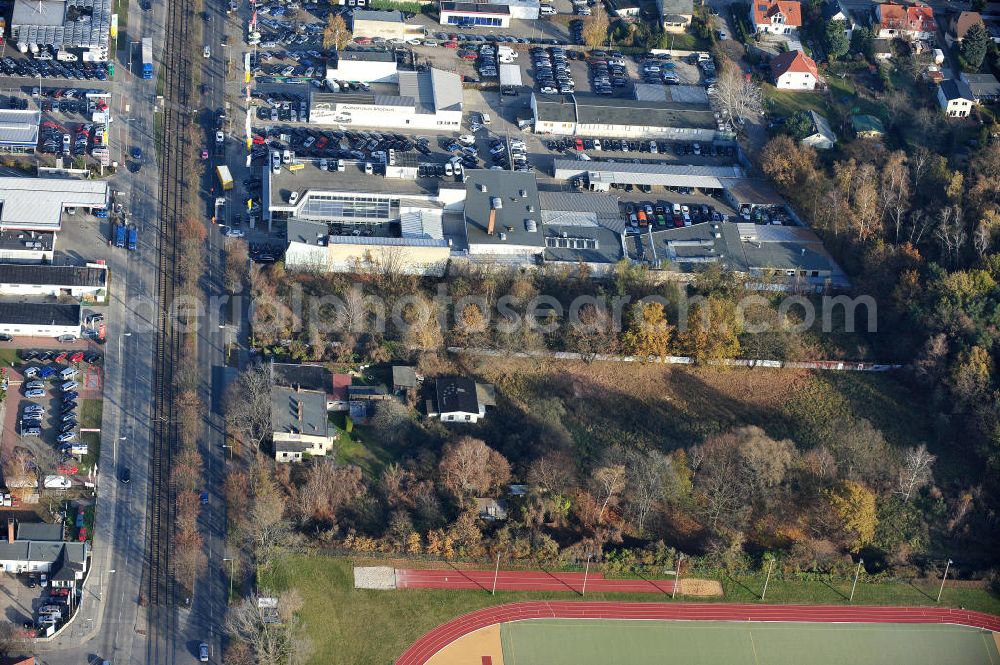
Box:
[326,235,448,247]
[400,210,444,240]
[0,110,40,147]
[538,191,620,216]
[0,176,108,230]
[352,9,404,23]
[399,71,435,114]
[430,68,463,112]
[12,0,112,49]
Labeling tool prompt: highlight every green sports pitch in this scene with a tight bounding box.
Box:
[499,619,1000,665]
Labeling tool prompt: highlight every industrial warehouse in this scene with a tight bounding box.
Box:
[311,68,463,130]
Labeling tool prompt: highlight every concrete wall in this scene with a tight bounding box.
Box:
[326,243,451,276]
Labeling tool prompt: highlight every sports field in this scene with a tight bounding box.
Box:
[499,619,1000,665]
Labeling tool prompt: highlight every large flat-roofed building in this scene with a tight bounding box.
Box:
[12,0,112,60]
[0,110,41,154]
[325,50,398,83]
[626,221,848,289]
[0,301,81,338]
[270,160,452,276]
[312,68,462,130]
[531,93,717,139]
[0,177,108,232]
[0,230,54,263]
[350,10,425,40]
[553,159,744,191]
[440,1,514,26]
[463,170,544,258]
[0,262,107,301]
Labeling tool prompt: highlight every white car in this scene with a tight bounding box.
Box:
[224,227,245,238]
[203,46,211,58]
[458,134,476,146]
[216,131,224,143]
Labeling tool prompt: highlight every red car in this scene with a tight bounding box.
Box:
[574,138,584,150]
[70,352,84,363]
[316,136,329,149]
[57,464,78,475]
[77,527,87,542]
[353,36,372,44]
[50,588,69,597]
[442,41,459,49]
[252,134,266,145]
[458,50,477,59]
[54,352,67,363]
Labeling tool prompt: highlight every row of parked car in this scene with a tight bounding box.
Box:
[0,56,109,80]
[623,201,723,230]
[20,349,101,363]
[533,46,577,95]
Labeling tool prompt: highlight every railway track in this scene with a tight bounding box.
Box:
[146,0,193,612]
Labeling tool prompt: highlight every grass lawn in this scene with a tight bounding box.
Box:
[763,84,833,119]
[263,555,1000,665]
[332,412,404,477]
[0,348,19,367]
[80,399,103,429]
[664,31,713,52]
[502,619,998,665]
[79,431,101,472]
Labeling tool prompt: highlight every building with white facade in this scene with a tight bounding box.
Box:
[350,10,425,40]
[312,68,463,130]
[0,177,108,232]
[531,92,717,139]
[0,263,107,301]
[325,50,398,84]
[0,301,81,338]
[751,0,802,34]
[0,520,88,587]
[271,387,337,463]
[771,50,818,90]
[938,79,976,117]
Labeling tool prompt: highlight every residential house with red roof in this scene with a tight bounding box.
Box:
[771,50,819,90]
[875,3,935,41]
[751,0,802,35]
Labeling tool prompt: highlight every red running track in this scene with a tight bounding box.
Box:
[393,601,1000,665]
[395,568,675,594]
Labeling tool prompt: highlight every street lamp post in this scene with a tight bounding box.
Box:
[672,553,683,599]
[760,556,775,601]
[491,551,501,596]
[117,331,132,360]
[98,569,116,601]
[936,559,953,603]
[581,553,592,597]
[223,558,235,603]
[849,558,863,603]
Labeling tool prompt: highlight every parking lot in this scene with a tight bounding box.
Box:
[0,53,111,82]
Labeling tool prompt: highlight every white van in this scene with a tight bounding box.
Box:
[271,151,281,174]
[540,4,556,14]
[480,112,491,125]
[281,149,291,164]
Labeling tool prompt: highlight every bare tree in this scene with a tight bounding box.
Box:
[245,462,296,570]
[591,464,626,523]
[369,399,411,445]
[0,620,30,659]
[624,450,673,535]
[225,591,313,665]
[713,61,764,129]
[439,437,511,499]
[897,445,935,502]
[226,364,273,451]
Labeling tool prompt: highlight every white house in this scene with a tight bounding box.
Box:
[937,79,976,118]
[771,50,818,90]
[801,111,836,150]
[432,377,492,423]
[751,0,802,35]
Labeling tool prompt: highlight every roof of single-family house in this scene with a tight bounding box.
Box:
[906,5,934,32]
[771,50,818,79]
[270,387,330,438]
[16,522,63,542]
[960,73,1000,99]
[752,0,802,27]
[807,111,837,145]
[271,362,332,394]
[877,3,907,30]
[940,78,975,102]
[950,11,984,39]
[331,373,352,402]
[852,114,886,135]
[436,377,480,415]
[392,365,419,389]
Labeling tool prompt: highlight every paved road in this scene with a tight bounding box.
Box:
[35,1,164,665]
